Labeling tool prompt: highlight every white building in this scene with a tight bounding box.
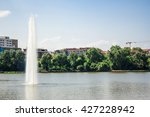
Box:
[0,36,18,48]
[55,47,91,55]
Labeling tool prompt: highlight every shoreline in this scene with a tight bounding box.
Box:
[111,70,150,72]
[0,70,149,74]
[0,71,24,74]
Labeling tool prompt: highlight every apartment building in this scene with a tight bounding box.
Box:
[55,47,91,55]
[0,36,18,48]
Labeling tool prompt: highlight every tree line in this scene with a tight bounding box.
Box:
[0,50,25,71]
[0,45,150,72]
[40,46,150,72]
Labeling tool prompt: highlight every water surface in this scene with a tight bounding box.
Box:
[0,72,150,100]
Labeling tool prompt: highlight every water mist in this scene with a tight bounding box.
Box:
[25,16,38,84]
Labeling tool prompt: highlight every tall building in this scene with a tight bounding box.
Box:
[0,36,18,48]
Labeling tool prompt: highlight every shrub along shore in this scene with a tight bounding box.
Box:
[0,45,150,73]
[0,70,149,74]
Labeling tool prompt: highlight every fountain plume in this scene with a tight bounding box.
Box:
[25,16,38,84]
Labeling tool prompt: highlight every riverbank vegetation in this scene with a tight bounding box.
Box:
[0,46,150,72]
[0,50,25,72]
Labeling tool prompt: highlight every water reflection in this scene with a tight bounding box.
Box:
[0,72,150,100]
[109,82,150,99]
[25,85,38,100]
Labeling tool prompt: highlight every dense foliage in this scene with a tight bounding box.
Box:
[0,50,25,71]
[0,46,150,72]
[39,46,150,72]
[39,48,111,72]
[108,46,149,70]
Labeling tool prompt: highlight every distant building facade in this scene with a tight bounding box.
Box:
[0,36,18,48]
[55,47,91,55]
[143,49,150,54]
[0,47,21,53]
[0,36,20,52]
[23,48,48,58]
[55,47,108,56]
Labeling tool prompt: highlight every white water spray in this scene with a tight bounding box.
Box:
[25,16,38,84]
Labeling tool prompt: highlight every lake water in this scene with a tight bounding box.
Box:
[0,72,150,100]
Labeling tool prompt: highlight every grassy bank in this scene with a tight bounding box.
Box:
[0,70,149,74]
[0,71,24,74]
[112,70,150,72]
[39,70,150,73]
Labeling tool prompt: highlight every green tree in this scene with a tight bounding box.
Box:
[76,65,84,71]
[52,53,69,71]
[85,48,104,63]
[0,50,25,71]
[109,46,149,70]
[76,54,85,65]
[108,46,133,70]
[108,45,123,70]
[76,54,85,71]
[148,58,150,70]
[9,49,16,70]
[90,62,97,71]
[15,50,25,71]
[130,48,149,70]
[0,52,3,71]
[40,53,52,71]
[83,61,91,71]
[97,60,111,71]
[0,50,11,71]
[68,52,78,71]
[83,48,105,71]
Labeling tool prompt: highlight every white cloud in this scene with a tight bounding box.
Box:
[39,37,121,51]
[38,36,63,51]
[87,40,109,46]
[0,10,11,18]
[39,36,88,51]
[40,36,62,45]
[86,40,111,50]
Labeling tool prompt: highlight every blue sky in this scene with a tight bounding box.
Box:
[0,0,150,51]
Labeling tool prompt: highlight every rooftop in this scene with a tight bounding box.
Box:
[0,36,10,39]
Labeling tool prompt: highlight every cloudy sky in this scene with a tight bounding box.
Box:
[0,0,150,51]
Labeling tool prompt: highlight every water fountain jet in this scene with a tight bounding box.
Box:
[25,16,38,85]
